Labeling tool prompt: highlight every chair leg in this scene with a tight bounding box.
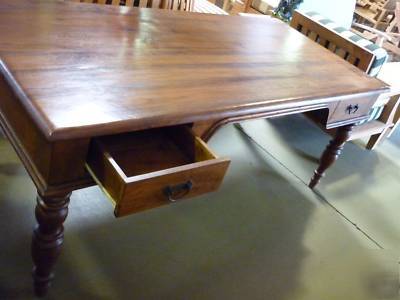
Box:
[366,127,391,150]
[309,124,354,189]
[387,108,400,138]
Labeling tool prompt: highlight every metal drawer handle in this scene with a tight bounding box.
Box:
[164,180,193,202]
[346,104,359,115]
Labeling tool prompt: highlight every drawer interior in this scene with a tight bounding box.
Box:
[96,125,217,179]
[86,125,230,216]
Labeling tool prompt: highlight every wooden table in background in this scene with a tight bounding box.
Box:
[0,0,388,296]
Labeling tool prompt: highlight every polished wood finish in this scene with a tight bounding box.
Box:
[0,0,389,296]
[86,126,230,217]
[0,66,91,195]
[309,124,355,189]
[31,192,71,296]
[0,2,386,142]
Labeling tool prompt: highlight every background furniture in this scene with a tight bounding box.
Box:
[71,0,228,14]
[354,0,397,29]
[193,0,229,14]
[246,0,357,26]
[372,62,400,144]
[353,1,400,56]
[291,10,399,154]
[246,0,278,15]
[70,0,194,10]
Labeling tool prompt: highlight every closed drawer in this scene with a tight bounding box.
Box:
[326,95,377,128]
[86,125,230,217]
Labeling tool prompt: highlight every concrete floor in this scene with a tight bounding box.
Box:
[0,115,399,299]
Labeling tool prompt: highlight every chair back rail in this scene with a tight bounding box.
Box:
[290,10,375,73]
[70,0,193,11]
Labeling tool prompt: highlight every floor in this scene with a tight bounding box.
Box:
[0,115,399,299]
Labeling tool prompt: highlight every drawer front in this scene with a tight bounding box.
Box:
[326,94,377,128]
[86,126,230,217]
[117,159,229,217]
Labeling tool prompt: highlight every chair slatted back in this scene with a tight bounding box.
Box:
[290,10,375,73]
[70,0,193,11]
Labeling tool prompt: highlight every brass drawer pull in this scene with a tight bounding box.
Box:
[164,180,193,202]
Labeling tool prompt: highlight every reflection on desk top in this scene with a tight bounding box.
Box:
[0,0,388,141]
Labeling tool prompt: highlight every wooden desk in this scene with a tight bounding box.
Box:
[0,0,388,296]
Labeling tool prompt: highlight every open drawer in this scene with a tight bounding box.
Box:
[86,125,230,217]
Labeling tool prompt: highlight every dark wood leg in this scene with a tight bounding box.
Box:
[309,124,354,189]
[31,191,71,297]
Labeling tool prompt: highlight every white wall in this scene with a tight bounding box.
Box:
[298,0,356,28]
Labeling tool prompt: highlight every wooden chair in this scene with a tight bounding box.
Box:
[353,1,400,56]
[354,0,396,30]
[383,1,400,54]
[244,0,278,15]
[290,10,400,150]
[70,0,230,14]
[70,0,194,11]
[193,0,228,14]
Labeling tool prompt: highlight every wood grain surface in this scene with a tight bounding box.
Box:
[0,0,388,141]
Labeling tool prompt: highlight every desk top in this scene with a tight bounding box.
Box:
[0,0,387,141]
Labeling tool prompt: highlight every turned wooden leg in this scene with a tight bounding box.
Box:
[309,124,354,189]
[31,191,71,297]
